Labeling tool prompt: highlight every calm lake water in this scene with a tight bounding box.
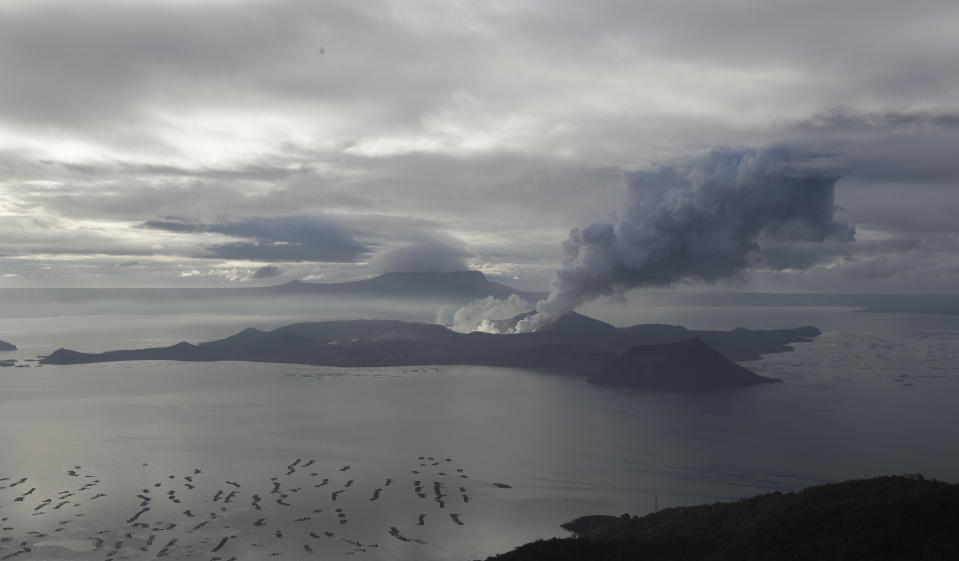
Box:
[0,292,957,560]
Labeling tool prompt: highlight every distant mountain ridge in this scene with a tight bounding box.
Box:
[264,270,547,301]
[40,312,820,392]
[0,340,15,351]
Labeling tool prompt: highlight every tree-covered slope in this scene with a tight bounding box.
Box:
[484,475,959,561]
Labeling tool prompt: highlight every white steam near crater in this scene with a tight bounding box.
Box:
[436,294,531,334]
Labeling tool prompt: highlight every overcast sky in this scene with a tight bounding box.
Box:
[1,0,957,291]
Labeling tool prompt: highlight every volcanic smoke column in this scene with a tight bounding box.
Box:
[515,147,855,332]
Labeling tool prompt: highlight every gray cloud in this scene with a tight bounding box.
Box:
[252,265,282,279]
[143,216,369,262]
[797,109,959,133]
[1,0,958,289]
[750,230,959,293]
[368,236,472,274]
[519,147,855,329]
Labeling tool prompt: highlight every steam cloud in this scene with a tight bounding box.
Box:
[437,294,531,333]
[510,147,855,332]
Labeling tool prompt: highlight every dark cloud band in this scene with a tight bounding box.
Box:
[143,216,369,262]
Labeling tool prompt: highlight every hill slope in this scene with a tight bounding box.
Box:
[484,475,959,561]
[592,338,779,391]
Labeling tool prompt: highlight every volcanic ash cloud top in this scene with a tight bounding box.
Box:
[512,147,855,332]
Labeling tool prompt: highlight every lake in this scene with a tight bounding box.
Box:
[0,292,957,560]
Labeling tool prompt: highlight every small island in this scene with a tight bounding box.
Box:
[0,339,16,351]
[39,313,819,392]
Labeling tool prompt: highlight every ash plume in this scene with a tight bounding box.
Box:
[514,147,855,332]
